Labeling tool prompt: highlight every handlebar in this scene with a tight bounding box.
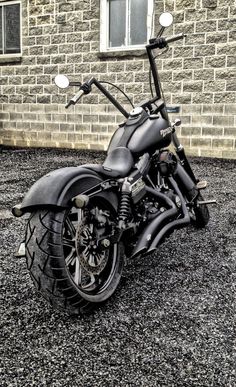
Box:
[165,33,186,44]
[148,33,186,49]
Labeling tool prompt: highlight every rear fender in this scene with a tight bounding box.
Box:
[17,166,118,215]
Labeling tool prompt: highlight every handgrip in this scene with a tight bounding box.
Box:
[65,89,85,109]
[165,33,186,44]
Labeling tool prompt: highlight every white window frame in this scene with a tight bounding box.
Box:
[100,0,154,52]
[0,0,22,58]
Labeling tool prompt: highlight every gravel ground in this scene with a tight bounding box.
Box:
[0,147,235,387]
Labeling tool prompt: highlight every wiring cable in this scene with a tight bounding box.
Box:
[99,81,134,108]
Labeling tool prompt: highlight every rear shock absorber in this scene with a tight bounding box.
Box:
[118,178,131,229]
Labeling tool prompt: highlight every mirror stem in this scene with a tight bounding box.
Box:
[156,26,165,37]
[69,82,82,87]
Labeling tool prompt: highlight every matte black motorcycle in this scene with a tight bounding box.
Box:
[13,13,212,315]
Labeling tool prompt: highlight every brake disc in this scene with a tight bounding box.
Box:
[75,219,109,275]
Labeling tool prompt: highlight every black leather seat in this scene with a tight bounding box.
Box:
[83,147,134,178]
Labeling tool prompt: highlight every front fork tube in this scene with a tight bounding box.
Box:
[171,132,197,184]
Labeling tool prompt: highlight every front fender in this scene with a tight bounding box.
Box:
[15,166,118,215]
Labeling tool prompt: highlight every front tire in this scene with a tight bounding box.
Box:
[25,203,123,315]
[191,193,209,228]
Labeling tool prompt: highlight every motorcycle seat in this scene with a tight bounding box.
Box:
[83,147,134,178]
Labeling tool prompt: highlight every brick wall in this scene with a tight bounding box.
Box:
[0,0,235,158]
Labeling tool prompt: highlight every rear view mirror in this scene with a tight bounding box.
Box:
[159,12,173,28]
[54,74,70,89]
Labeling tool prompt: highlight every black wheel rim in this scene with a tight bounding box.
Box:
[62,204,117,297]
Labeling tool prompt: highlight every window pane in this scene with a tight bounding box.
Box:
[130,0,148,45]
[4,4,21,54]
[0,7,2,54]
[109,0,126,47]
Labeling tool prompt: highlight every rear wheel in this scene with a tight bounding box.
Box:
[25,198,123,315]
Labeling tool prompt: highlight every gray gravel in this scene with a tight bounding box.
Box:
[0,147,235,387]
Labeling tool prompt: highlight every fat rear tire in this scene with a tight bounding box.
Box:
[25,209,123,315]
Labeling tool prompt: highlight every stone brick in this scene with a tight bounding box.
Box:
[99,134,112,144]
[163,58,183,70]
[229,30,236,42]
[184,58,203,69]
[181,127,202,136]
[83,114,98,123]
[185,34,205,45]
[202,104,224,115]
[205,56,226,68]
[174,22,195,35]
[202,127,223,136]
[192,93,213,104]
[227,56,236,68]
[212,138,234,149]
[91,124,108,133]
[191,138,212,148]
[195,20,217,33]
[174,46,194,58]
[89,143,105,151]
[192,115,213,126]
[226,80,236,92]
[182,105,202,114]
[217,43,236,56]
[224,104,236,114]
[59,3,74,13]
[173,70,193,81]
[222,150,236,159]
[200,149,222,158]
[125,62,144,72]
[204,80,226,92]
[214,92,236,103]
[202,0,217,8]
[218,19,235,31]
[30,122,44,131]
[207,7,229,19]
[175,0,194,10]
[83,134,98,143]
[171,93,192,104]
[215,69,236,80]
[194,44,216,57]
[183,81,203,93]
[52,132,67,142]
[185,9,207,21]
[224,128,236,137]
[212,116,234,127]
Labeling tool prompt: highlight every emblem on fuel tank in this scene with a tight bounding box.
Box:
[160,127,173,137]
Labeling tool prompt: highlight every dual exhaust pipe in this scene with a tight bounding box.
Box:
[132,167,193,258]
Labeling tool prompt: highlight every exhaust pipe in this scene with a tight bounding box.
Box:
[132,177,191,258]
[131,186,178,258]
[148,177,190,254]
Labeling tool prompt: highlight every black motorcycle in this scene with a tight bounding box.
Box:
[13,13,212,315]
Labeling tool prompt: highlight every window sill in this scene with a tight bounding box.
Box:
[0,56,22,64]
[98,49,146,59]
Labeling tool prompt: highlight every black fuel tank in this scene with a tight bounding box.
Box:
[108,114,171,155]
[128,116,171,153]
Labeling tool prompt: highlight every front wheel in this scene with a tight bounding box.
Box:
[190,192,209,228]
[25,199,123,315]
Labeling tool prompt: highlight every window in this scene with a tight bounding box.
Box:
[0,1,22,57]
[100,0,154,52]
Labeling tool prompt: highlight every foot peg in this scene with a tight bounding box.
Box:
[196,180,207,190]
[197,200,217,206]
